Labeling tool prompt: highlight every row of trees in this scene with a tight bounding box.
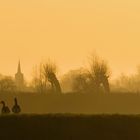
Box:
[2,55,140,94]
[0,76,16,92]
[31,55,110,94]
[0,54,110,94]
[112,66,140,93]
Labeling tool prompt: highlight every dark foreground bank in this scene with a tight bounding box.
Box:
[0,114,140,140]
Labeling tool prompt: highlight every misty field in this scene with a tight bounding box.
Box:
[0,114,140,140]
[1,92,140,114]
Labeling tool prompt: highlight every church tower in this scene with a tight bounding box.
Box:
[15,61,24,90]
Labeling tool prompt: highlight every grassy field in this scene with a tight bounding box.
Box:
[0,114,140,140]
[1,92,140,114]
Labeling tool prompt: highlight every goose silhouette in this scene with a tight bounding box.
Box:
[12,98,21,114]
[0,101,10,114]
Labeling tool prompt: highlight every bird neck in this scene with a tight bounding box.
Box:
[15,101,18,106]
[15,98,18,105]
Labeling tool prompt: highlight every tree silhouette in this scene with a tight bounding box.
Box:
[0,76,16,92]
[31,64,47,94]
[89,55,110,93]
[43,60,62,94]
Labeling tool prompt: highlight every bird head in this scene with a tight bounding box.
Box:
[0,101,5,106]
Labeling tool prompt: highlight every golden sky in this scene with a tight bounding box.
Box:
[0,0,140,80]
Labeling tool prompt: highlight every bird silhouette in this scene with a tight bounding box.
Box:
[0,101,10,114]
[12,98,21,114]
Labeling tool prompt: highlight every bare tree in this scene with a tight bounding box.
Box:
[43,60,62,94]
[31,64,47,94]
[112,66,140,93]
[89,55,110,93]
[0,76,16,92]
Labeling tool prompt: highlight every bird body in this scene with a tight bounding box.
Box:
[12,105,21,114]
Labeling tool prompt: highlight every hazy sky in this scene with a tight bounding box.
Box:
[0,0,140,80]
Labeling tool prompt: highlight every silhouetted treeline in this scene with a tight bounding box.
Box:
[111,66,140,93]
[1,54,140,94]
[31,55,110,94]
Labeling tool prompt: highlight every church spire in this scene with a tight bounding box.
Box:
[15,60,24,91]
[17,60,21,73]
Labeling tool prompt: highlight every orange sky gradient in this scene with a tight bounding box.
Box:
[0,0,140,81]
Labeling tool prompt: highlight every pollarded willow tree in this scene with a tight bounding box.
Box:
[31,60,62,94]
[89,55,111,93]
[43,60,62,94]
[60,54,110,94]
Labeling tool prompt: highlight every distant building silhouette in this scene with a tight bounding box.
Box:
[15,61,24,91]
